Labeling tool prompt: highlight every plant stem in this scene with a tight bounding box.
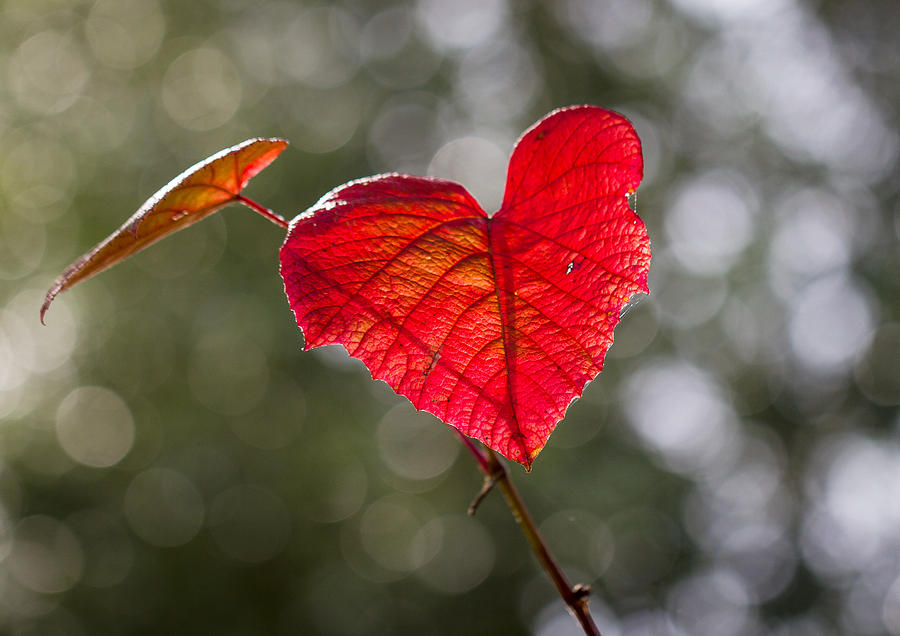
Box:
[238,187,599,632]
[453,429,491,474]
[454,435,601,636]
[236,194,289,229]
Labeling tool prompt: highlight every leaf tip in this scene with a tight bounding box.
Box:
[40,283,61,325]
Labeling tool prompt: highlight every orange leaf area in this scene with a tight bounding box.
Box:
[42,137,287,323]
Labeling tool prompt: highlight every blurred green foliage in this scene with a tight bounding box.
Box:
[1,0,899,634]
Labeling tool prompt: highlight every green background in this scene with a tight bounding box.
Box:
[2,0,900,634]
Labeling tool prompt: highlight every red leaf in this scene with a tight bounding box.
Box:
[41,138,288,323]
[280,106,649,468]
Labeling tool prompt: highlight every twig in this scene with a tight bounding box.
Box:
[236,194,289,229]
[454,433,601,635]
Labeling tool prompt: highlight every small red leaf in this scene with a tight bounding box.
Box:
[41,138,288,323]
[280,106,650,468]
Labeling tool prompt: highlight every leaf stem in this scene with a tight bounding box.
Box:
[453,429,491,474]
[459,442,601,636]
[236,194,290,229]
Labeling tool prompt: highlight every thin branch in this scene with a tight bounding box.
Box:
[453,429,491,474]
[457,439,601,636]
[236,194,289,229]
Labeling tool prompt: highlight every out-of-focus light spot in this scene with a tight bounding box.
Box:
[685,433,793,595]
[368,94,449,174]
[0,291,75,414]
[703,431,786,517]
[618,609,681,635]
[230,379,304,451]
[604,508,682,595]
[55,386,134,468]
[84,0,165,70]
[719,297,764,365]
[277,7,360,89]
[360,7,441,90]
[224,4,288,87]
[748,22,898,181]
[7,289,76,374]
[667,568,753,634]
[535,600,623,636]
[295,451,367,523]
[624,359,740,474]
[416,0,507,51]
[534,604,593,636]
[0,504,12,562]
[651,256,729,329]
[301,564,394,635]
[66,93,136,154]
[801,434,900,578]
[669,0,788,23]
[123,468,204,547]
[161,48,242,131]
[2,135,76,223]
[678,1,898,181]
[606,19,689,80]
[843,574,896,635]
[8,515,83,594]
[770,616,834,636]
[66,509,133,588]
[286,86,361,154]
[839,570,896,636]
[9,30,89,114]
[681,36,758,135]
[208,485,291,564]
[855,323,900,406]
[539,509,614,577]
[188,331,269,416]
[788,273,874,375]
[376,404,459,482]
[455,38,541,123]
[414,515,494,594]
[360,6,413,60]
[428,136,506,213]
[90,311,176,397]
[769,188,854,300]
[0,386,23,421]
[883,576,900,636]
[164,446,238,507]
[0,317,28,394]
[358,494,437,575]
[133,211,226,280]
[718,524,796,602]
[0,211,46,280]
[555,0,653,51]
[665,171,756,276]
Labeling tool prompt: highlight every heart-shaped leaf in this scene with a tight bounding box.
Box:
[280,106,650,468]
[41,137,288,323]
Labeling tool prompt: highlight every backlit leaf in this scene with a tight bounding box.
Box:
[41,137,288,323]
[280,106,650,468]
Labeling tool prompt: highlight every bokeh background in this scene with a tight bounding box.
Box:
[2,0,899,634]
